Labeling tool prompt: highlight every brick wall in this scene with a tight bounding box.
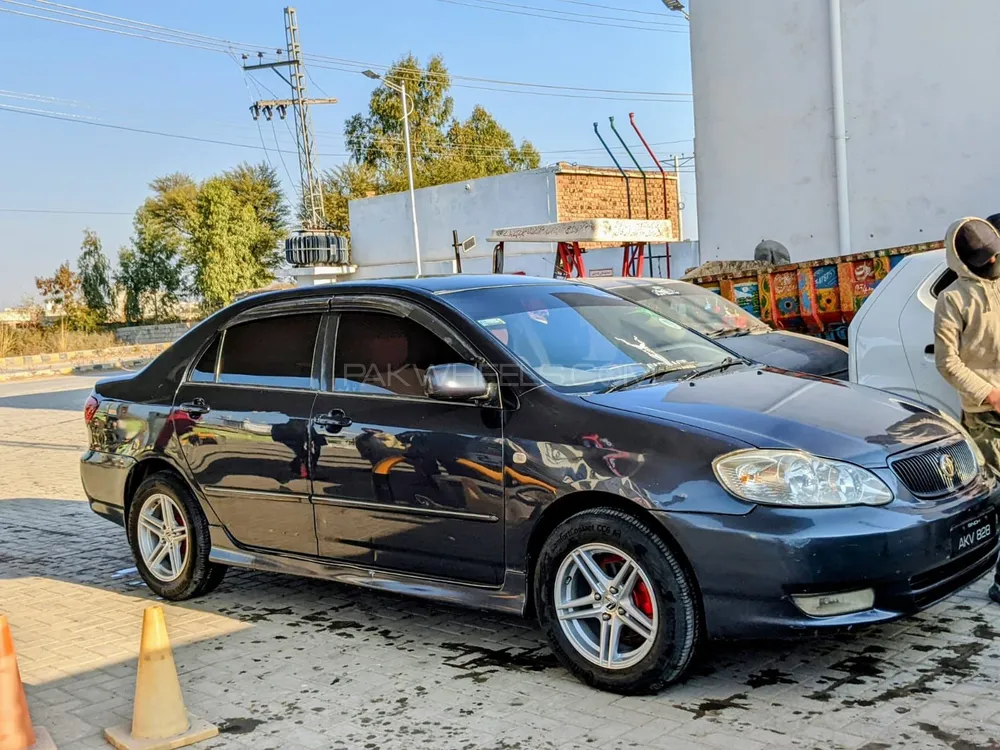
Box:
[555,166,680,230]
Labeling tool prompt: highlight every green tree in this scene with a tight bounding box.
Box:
[186,179,272,311]
[328,55,539,235]
[77,229,114,322]
[35,262,97,331]
[220,162,287,274]
[116,207,184,323]
[135,164,286,307]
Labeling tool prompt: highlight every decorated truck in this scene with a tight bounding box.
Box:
[684,241,945,344]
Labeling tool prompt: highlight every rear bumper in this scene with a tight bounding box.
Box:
[654,479,1000,639]
[80,450,134,527]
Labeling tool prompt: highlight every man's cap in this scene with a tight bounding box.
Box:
[955,218,1000,269]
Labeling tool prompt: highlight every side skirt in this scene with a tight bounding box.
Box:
[208,526,527,616]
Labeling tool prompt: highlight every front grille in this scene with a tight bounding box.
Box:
[890,439,978,498]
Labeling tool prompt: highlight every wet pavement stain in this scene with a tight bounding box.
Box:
[916,721,1000,750]
[806,653,885,702]
[218,717,266,735]
[843,641,987,708]
[973,622,1000,641]
[745,668,796,689]
[439,642,558,683]
[676,693,750,720]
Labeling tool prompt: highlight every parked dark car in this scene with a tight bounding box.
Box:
[580,277,849,379]
[81,275,997,694]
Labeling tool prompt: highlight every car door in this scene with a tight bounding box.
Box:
[310,298,506,585]
[899,261,962,417]
[172,303,325,555]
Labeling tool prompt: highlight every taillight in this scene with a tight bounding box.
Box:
[84,395,99,424]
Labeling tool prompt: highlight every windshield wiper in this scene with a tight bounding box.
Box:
[603,362,696,393]
[677,356,749,381]
[705,326,750,339]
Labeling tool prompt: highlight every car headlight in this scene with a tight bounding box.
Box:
[713,449,893,507]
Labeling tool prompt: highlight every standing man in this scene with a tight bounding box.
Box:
[934,216,1000,602]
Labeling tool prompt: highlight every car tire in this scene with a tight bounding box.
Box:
[128,471,226,601]
[535,507,699,695]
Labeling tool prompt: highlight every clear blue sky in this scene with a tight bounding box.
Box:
[0,0,695,308]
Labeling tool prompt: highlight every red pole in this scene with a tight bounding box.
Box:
[630,112,672,279]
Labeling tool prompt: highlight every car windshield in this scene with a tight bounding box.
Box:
[607,282,770,337]
[446,284,735,392]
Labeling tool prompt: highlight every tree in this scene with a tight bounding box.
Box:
[186,179,273,311]
[327,55,539,235]
[220,162,287,275]
[77,229,114,322]
[35,262,96,330]
[134,164,287,308]
[116,207,184,323]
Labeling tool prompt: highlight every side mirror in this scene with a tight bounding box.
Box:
[424,363,492,402]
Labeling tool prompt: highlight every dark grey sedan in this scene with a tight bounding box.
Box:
[582,277,849,379]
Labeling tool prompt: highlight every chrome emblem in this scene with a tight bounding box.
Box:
[940,454,957,481]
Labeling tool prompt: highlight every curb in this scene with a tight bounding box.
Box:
[0,357,155,383]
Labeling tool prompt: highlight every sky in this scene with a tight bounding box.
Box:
[0,0,695,308]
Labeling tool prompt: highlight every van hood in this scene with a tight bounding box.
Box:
[583,368,959,467]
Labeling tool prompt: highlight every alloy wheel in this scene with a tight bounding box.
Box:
[136,493,190,583]
[554,543,658,670]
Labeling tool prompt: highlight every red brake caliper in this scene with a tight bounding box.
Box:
[598,554,653,618]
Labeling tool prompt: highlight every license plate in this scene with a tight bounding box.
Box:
[951,512,995,556]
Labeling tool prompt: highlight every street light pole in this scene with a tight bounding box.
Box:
[363,70,421,277]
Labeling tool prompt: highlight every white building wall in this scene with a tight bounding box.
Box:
[348,168,559,279]
[348,169,695,280]
[691,0,1000,263]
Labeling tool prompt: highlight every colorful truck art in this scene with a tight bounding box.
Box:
[687,241,943,344]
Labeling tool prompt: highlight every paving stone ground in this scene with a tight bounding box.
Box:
[3,374,1000,750]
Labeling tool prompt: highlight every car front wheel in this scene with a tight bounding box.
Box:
[128,471,226,600]
[535,508,699,694]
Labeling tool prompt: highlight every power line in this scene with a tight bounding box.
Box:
[434,0,686,32]
[5,1,690,101]
[0,102,351,155]
[461,0,687,28]
[307,55,690,97]
[549,0,681,19]
[0,207,132,215]
[2,94,692,164]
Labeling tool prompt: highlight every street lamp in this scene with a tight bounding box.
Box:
[661,0,689,20]
[362,69,421,277]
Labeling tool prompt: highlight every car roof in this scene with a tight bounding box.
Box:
[240,273,572,306]
[576,276,696,291]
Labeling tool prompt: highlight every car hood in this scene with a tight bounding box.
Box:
[718,331,848,378]
[583,368,959,467]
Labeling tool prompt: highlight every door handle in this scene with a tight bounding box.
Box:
[178,398,210,416]
[314,409,352,430]
[924,344,935,355]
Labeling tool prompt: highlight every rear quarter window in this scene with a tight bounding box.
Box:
[931,268,957,298]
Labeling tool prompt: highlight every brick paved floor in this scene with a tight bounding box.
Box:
[3,375,1000,749]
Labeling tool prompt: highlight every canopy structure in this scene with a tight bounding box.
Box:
[488,218,675,244]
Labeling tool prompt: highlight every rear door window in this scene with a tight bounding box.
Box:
[217,313,322,389]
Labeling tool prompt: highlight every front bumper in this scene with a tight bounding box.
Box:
[80,449,134,527]
[655,476,1000,639]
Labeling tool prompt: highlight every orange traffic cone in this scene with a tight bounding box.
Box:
[103,606,217,750]
[0,615,56,750]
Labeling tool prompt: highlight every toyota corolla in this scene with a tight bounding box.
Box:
[81,275,998,694]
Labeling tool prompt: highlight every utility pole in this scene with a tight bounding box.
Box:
[673,154,684,241]
[244,7,337,230]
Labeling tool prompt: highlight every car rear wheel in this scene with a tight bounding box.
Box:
[535,508,699,694]
[128,471,226,600]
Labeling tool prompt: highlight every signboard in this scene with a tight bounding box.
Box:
[462,236,477,252]
[589,268,614,278]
